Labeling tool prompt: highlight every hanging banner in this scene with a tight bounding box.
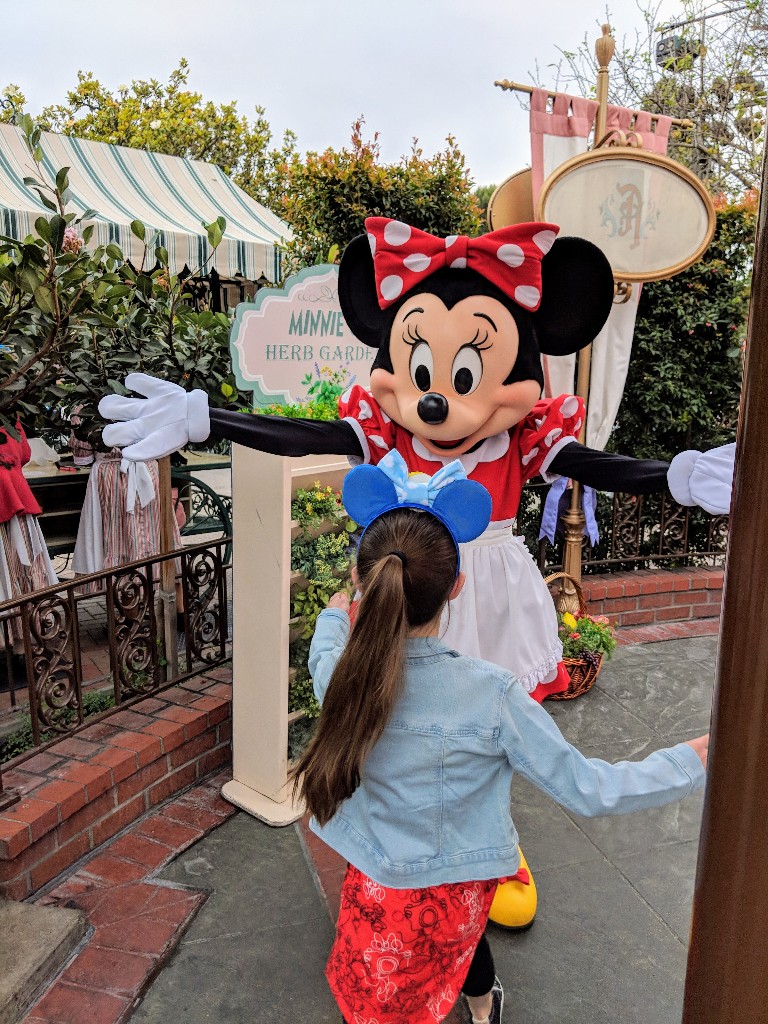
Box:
[229,264,375,408]
[529,90,674,448]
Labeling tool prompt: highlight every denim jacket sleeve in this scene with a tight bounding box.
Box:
[308,608,350,705]
[498,678,706,817]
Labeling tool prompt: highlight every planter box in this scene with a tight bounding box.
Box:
[221,446,350,825]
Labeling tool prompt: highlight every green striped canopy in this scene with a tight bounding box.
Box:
[0,124,291,280]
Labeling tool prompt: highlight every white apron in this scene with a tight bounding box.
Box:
[440,522,561,693]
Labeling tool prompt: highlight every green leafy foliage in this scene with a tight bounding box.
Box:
[290,482,348,530]
[5,71,482,277]
[64,226,246,451]
[291,582,340,643]
[473,184,497,231]
[256,367,349,421]
[32,61,295,213]
[280,118,482,269]
[0,114,247,444]
[292,531,353,589]
[289,488,355,715]
[0,689,115,763]
[288,668,321,720]
[608,199,754,462]
[558,610,617,661]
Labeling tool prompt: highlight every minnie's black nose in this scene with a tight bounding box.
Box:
[417,393,449,424]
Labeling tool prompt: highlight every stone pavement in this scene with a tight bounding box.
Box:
[127,634,715,1024]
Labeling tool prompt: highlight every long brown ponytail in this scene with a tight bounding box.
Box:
[291,508,458,825]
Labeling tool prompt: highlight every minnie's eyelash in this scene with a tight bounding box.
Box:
[402,322,426,347]
[401,323,493,351]
[467,328,493,352]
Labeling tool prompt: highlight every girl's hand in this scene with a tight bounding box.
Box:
[686,733,709,769]
[328,592,350,613]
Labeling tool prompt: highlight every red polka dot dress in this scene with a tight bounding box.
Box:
[339,387,584,700]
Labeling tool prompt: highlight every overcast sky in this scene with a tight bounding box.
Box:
[3,0,682,188]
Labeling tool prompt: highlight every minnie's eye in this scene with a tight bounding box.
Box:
[451,346,483,396]
[409,341,433,393]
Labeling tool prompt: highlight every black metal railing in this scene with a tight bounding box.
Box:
[0,539,231,796]
[516,483,729,572]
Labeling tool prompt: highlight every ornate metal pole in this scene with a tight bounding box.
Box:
[558,25,615,612]
[158,455,179,680]
[682,146,768,1019]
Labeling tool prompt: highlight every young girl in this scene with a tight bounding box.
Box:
[298,450,708,1024]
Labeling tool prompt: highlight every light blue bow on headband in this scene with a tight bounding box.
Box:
[384,451,468,505]
[343,450,492,562]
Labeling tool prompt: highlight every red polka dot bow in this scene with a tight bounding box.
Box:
[365,217,560,311]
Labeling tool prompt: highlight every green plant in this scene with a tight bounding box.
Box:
[29,60,296,213]
[291,582,347,641]
[608,198,754,463]
[257,365,350,421]
[64,215,248,450]
[291,482,346,530]
[280,118,482,270]
[288,668,321,720]
[0,112,248,443]
[558,611,617,664]
[0,688,115,764]
[292,531,353,588]
[288,485,356,712]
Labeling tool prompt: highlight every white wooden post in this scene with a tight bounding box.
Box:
[221,444,349,825]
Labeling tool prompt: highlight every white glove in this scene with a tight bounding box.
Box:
[98,373,210,461]
[667,442,735,515]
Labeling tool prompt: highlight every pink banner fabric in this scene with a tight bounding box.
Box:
[530,90,671,449]
[605,106,673,154]
[529,89,599,200]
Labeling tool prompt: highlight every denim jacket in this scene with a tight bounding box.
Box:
[308,608,705,889]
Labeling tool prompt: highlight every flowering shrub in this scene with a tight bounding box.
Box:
[558,611,617,666]
[291,482,346,529]
[256,366,349,421]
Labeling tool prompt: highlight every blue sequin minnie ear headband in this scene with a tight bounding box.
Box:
[342,450,493,573]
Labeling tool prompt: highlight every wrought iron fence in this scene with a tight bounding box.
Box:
[0,539,231,801]
[516,482,729,572]
[0,480,729,804]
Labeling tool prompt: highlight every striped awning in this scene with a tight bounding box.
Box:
[0,124,291,281]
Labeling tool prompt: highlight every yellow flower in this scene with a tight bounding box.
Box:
[562,612,578,631]
[314,491,324,500]
[306,503,314,514]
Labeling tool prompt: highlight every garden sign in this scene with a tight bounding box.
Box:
[229,264,374,408]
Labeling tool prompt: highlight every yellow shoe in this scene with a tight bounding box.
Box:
[488,847,537,930]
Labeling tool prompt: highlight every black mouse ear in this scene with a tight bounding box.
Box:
[338,234,388,348]
[535,237,615,356]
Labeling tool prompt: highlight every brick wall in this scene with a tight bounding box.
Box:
[579,567,723,628]
[0,667,232,901]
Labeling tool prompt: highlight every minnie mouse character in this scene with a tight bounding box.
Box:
[99,218,733,927]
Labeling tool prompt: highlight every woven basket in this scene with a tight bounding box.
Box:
[544,571,603,701]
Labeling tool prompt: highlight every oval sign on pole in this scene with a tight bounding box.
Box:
[536,148,716,282]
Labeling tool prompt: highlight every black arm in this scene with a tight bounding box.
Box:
[208,408,364,459]
[549,442,670,495]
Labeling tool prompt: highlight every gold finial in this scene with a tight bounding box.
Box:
[595,24,615,69]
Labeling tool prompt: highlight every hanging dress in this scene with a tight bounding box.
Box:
[0,423,58,641]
